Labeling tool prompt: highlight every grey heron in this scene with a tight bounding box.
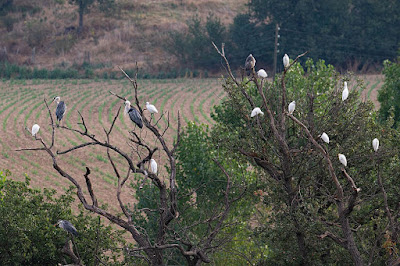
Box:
[53,96,67,123]
[124,100,143,128]
[55,220,78,237]
[245,54,256,75]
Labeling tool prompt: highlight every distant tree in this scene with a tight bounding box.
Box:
[69,0,115,33]
[378,59,400,128]
[0,170,127,265]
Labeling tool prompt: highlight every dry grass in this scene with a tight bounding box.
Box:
[0,0,248,71]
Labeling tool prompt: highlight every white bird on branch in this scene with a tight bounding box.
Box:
[251,107,264,117]
[146,102,158,114]
[320,132,329,144]
[342,81,349,101]
[257,69,268,78]
[288,101,296,114]
[283,54,290,69]
[150,159,158,174]
[338,153,347,167]
[372,138,379,152]
[31,124,40,136]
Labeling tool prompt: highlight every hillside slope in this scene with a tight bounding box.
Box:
[0,0,247,73]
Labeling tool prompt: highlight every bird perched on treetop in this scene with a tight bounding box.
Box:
[257,69,268,78]
[320,132,329,144]
[251,107,264,117]
[338,153,347,167]
[372,138,379,152]
[283,54,290,69]
[124,100,143,128]
[55,220,78,237]
[288,101,296,114]
[53,96,67,123]
[342,81,349,101]
[245,54,256,75]
[146,102,158,114]
[150,158,157,174]
[32,124,40,136]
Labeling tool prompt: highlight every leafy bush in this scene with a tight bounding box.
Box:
[0,170,128,265]
[378,59,400,128]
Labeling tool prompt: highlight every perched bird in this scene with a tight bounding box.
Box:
[150,158,157,174]
[32,124,40,136]
[146,102,158,114]
[245,54,256,75]
[338,153,347,167]
[320,132,329,144]
[288,101,296,114]
[125,100,143,128]
[283,54,290,69]
[251,107,264,117]
[257,69,268,78]
[55,220,78,237]
[342,81,349,101]
[53,96,67,122]
[372,138,379,152]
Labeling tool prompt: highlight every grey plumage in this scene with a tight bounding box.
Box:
[56,220,78,237]
[128,107,143,128]
[245,54,256,75]
[53,96,66,122]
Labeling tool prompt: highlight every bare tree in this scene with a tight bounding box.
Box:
[17,67,242,265]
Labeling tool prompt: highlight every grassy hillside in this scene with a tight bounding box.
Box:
[0,0,247,73]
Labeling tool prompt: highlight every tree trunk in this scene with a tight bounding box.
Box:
[78,4,84,33]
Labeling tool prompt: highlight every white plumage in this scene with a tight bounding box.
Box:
[146,102,158,114]
[32,124,40,136]
[283,54,290,68]
[288,101,296,114]
[342,81,349,101]
[251,107,264,117]
[338,153,347,167]
[372,138,379,152]
[124,100,131,116]
[257,69,268,78]
[150,159,157,174]
[321,132,329,144]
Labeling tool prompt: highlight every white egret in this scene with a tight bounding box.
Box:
[320,132,329,144]
[257,69,268,78]
[53,96,67,122]
[338,153,347,167]
[125,101,143,128]
[372,138,379,152]
[342,81,349,101]
[150,159,157,174]
[283,54,290,68]
[146,102,158,114]
[251,107,264,117]
[31,124,40,136]
[288,101,295,114]
[55,220,78,237]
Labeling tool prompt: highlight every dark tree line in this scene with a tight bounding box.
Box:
[169,0,399,71]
